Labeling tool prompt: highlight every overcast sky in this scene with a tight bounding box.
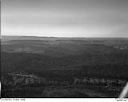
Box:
[1,0,128,37]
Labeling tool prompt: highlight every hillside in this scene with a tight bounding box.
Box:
[1,36,128,79]
[1,36,128,97]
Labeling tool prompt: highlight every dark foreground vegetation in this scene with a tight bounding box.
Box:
[1,36,128,97]
[1,72,127,98]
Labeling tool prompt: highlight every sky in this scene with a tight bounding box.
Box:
[1,0,128,37]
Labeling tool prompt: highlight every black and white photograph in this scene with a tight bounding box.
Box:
[1,0,128,100]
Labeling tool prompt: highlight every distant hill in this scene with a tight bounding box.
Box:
[1,35,128,41]
[1,35,60,41]
[1,36,128,79]
[1,36,128,56]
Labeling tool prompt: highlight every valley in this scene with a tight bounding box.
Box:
[1,36,128,97]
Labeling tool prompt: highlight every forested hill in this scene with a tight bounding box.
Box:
[1,51,128,79]
[1,37,128,80]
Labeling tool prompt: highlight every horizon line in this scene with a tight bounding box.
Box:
[1,34,128,39]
